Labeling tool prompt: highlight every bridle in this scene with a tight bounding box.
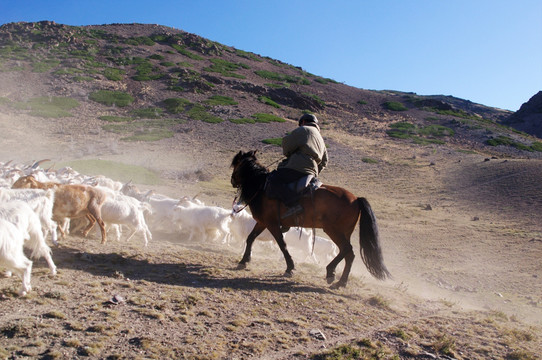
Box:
[230,156,278,214]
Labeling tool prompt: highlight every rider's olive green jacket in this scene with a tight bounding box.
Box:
[278,123,328,177]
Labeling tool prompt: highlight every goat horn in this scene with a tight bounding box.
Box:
[31,159,51,169]
[192,192,202,200]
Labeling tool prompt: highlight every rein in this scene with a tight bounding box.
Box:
[231,189,259,214]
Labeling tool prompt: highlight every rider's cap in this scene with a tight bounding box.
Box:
[298,113,318,126]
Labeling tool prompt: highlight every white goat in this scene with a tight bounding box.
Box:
[98,192,153,246]
[0,218,33,296]
[312,235,340,264]
[229,209,339,264]
[0,188,58,246]
[172,200,232,243]
[0,200,56,276]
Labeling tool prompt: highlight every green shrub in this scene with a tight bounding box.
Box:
[23,96,79,118]
[258,96,280,108]
[53,67,83,76]
[187,104,222,123]
[387,122,416,138]
[357,100,367,105]
[122,128,174,142]
[252,113,285,123]
[418,124,455,137]
[32,59,60,73]
[486,136,542,152]
[532,142,542,152]
[103,67,125,81]
[362,158,378,164]
[314,77,338,84]
[72,75,93,82]
[171,44,204,60]
[148,54,164,60]
[387,121,453,145]
[130,107,163,119]
[262,138,282,146]
[383,101,407,111]
[254,70,309,84]
[303,93,325,107]
[203,58,248,78]
[163,98,192,113]
[89,90,134,107]
[204,95,238,106]
[235,49,261,61]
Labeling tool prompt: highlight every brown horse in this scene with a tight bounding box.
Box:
[230,150,391,288]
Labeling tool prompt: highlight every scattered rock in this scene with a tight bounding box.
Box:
[309,329,326,341]
[105,295,125,305]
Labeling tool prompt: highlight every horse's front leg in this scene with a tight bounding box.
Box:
[237,222,265,270]
[268,226,295,277]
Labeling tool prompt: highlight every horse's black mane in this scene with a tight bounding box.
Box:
[232,151,269,212]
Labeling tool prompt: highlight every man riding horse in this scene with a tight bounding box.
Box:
[268,113,328,224]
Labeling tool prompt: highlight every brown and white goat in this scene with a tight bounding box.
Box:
[12,175,108,244]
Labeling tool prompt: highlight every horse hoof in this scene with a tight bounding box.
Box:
[329,281,346,290]
[283,270,294,278]
[326,275,335,284]
[236,263,247,270]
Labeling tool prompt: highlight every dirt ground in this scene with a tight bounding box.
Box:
[0,111,541,359]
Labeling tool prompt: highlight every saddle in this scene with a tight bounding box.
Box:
[265,171,322,205]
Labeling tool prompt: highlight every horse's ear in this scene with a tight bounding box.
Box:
[249,149,258,157]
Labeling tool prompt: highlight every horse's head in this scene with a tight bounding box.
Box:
[230,150,258,188]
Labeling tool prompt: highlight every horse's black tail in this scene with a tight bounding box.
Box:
[358,197,391,280]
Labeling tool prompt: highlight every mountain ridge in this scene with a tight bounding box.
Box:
[1,20,539,159]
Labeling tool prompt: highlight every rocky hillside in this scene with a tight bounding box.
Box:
[0,20,540,159]
[504,91,542,139]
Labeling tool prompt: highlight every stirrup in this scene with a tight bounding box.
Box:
[281,204,303,219]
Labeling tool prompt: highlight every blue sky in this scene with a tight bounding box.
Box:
[1,1,540,111]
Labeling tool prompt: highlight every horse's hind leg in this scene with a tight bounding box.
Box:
[332,245,355,289]
[325,231,354,288]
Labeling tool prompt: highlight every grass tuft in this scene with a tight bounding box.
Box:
[89,90,134,107]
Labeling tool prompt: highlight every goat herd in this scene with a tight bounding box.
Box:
[0,160,339,296]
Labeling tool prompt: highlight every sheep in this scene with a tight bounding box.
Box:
[0,188,58,245]
[0,218,33,296]
[172,200,232,244]
[0,200,56,276]
[11,175,108,244]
